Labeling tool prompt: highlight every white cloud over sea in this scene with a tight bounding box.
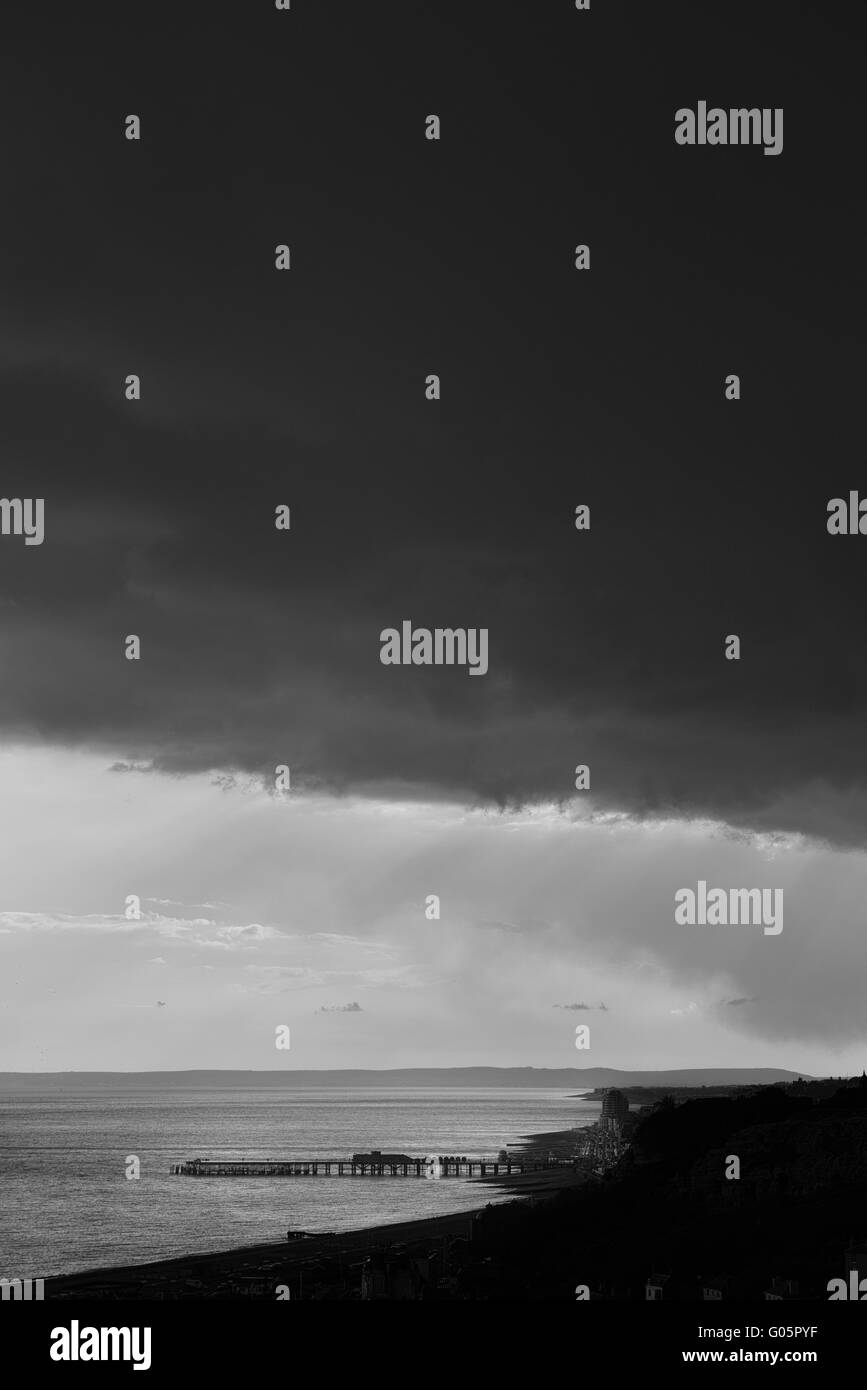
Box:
[0,746,865,1073]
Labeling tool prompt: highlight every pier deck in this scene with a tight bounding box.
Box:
[170,1157,568,1178]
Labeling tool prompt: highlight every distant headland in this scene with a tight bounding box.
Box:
[0,1066,813,1090]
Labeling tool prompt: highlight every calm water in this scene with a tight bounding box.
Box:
[0,1086,596,1278]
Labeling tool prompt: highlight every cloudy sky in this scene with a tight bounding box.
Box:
[0,0,864,1072]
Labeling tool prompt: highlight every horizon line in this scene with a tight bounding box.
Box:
[0,1064,824,1078]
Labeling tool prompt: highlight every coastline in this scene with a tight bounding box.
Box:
[46,1209,482,1300]
[46,1125,590,1299]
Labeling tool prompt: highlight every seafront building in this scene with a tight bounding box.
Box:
[572,1088,634,1172]
[600,1088,630,1133]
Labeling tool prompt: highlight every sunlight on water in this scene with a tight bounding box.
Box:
[0,1086,597,1278]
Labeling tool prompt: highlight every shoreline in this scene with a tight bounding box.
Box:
[47,1209,482,1299]
[46,1125,591,1298]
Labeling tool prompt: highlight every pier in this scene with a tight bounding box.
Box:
[170,1156,567,1178]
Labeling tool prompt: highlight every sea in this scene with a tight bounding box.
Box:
[0,1083,598,1279]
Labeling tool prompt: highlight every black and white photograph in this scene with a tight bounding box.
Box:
[0,0,865,1371]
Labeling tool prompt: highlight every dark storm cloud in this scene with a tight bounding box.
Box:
[1,355,865,847]
[0,0,863,844]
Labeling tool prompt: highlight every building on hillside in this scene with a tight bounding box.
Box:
[601,1088,630,1133]
[845,1245,867,1277]
[702,1274,750,1299]
[764,1275,800,1300]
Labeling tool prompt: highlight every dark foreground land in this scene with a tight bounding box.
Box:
[47,1208,483,1301]
[472,1076,867,1301]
